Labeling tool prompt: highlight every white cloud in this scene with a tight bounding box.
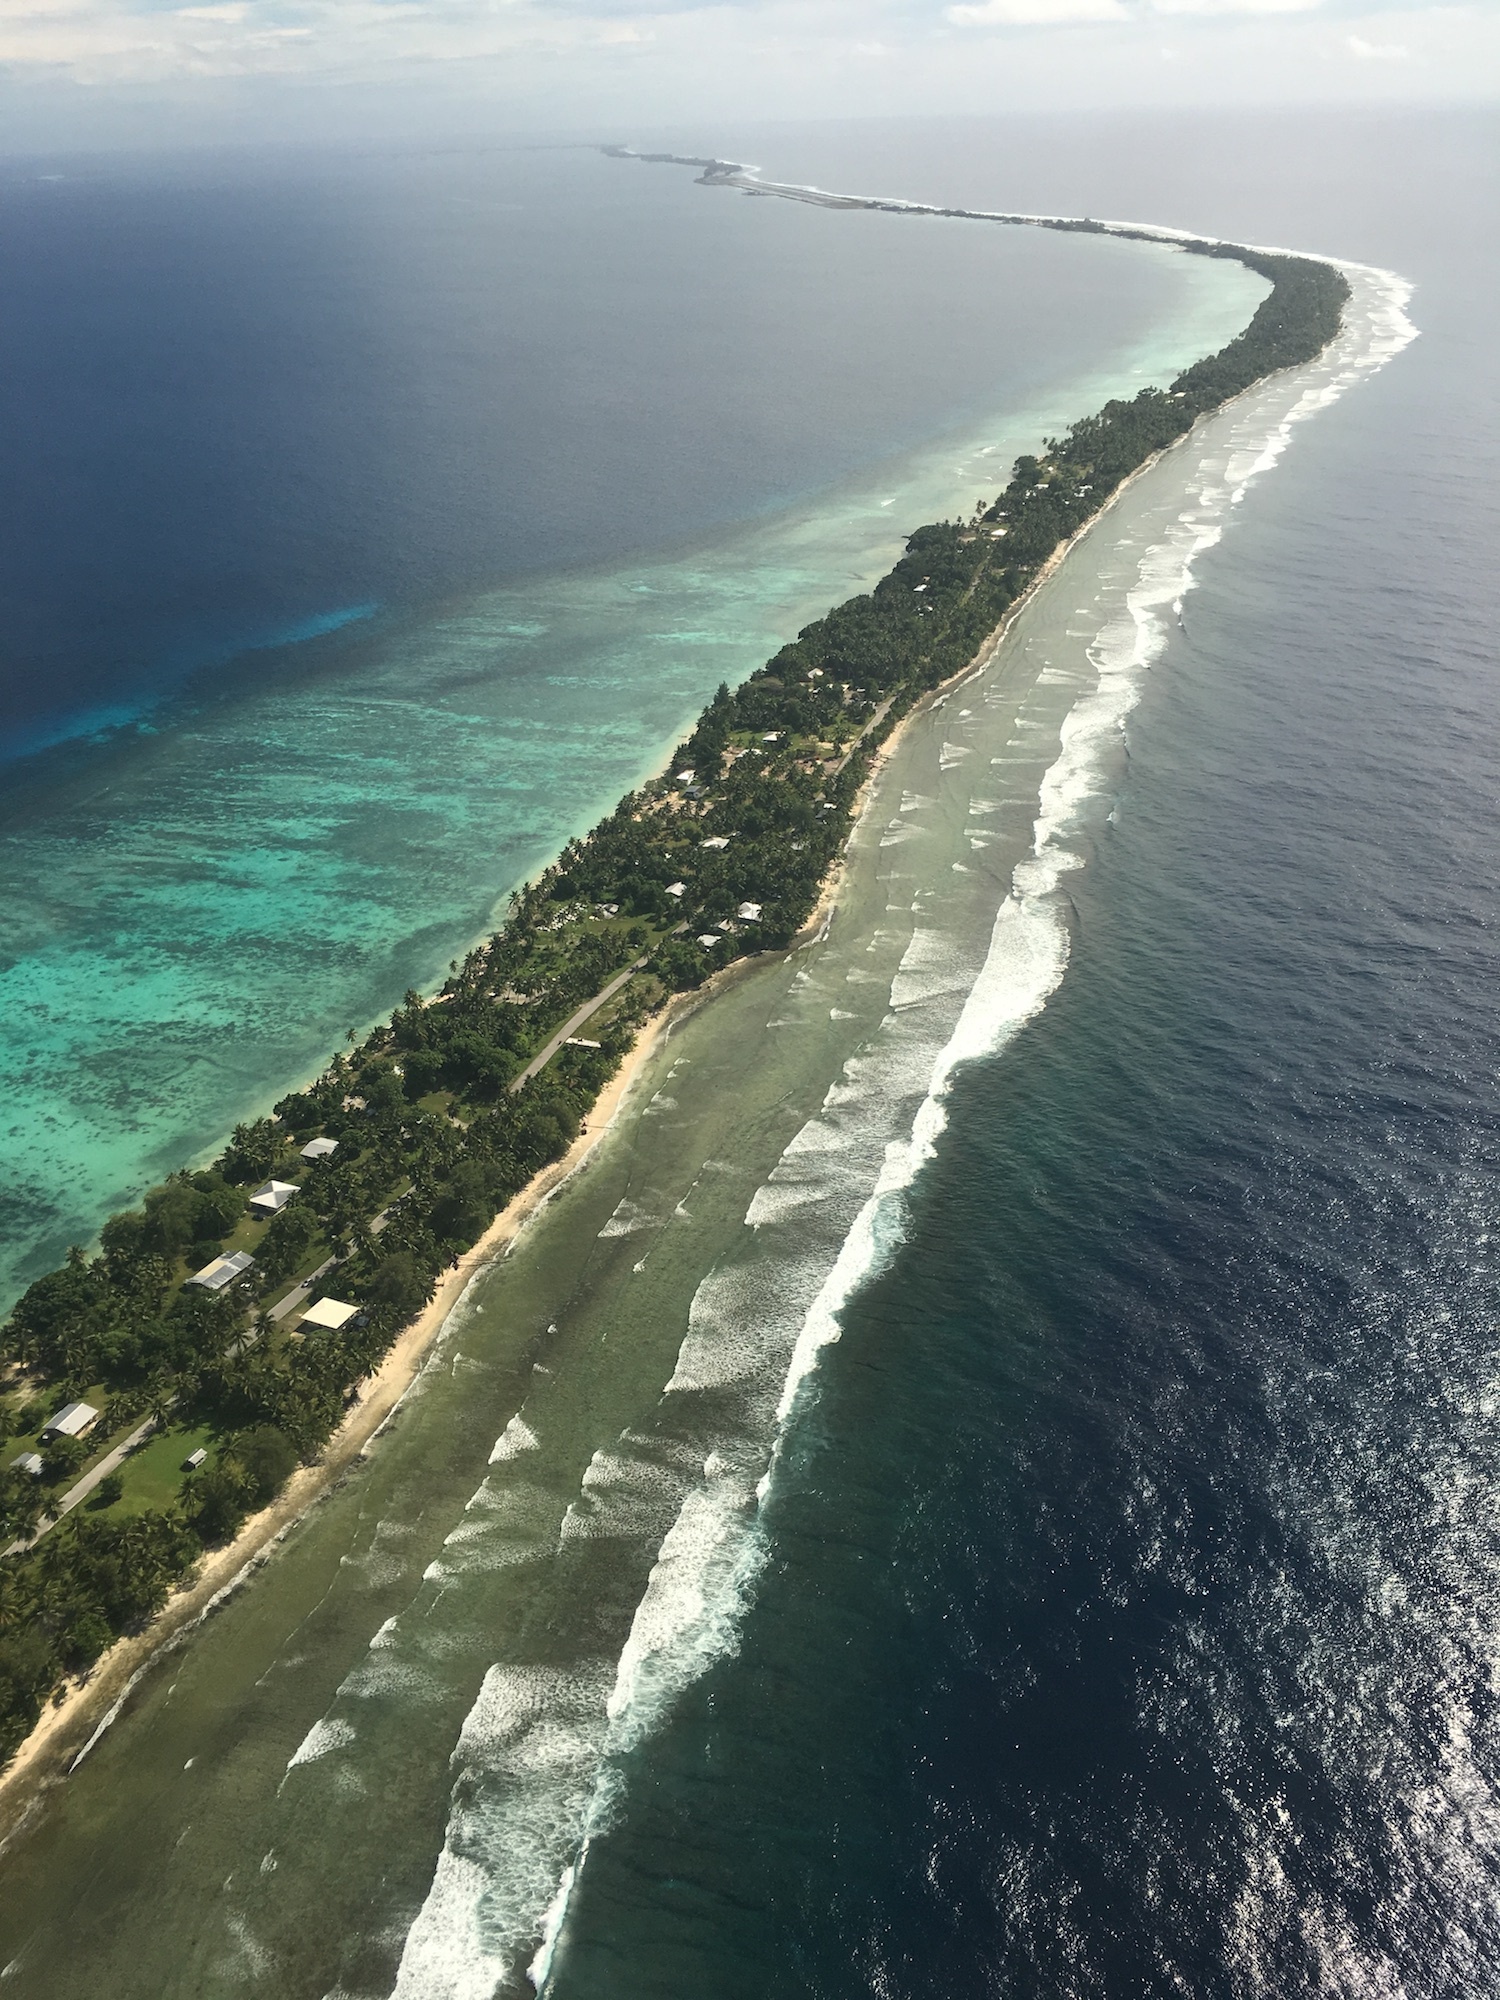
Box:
[947,0,1127,21]
[948,0,1330,25]
[1152,0,1324,14]
[0,0,1488,131]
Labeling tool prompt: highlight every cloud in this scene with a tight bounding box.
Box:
[948,0,1329,23]
[1151,0,1324,15]
[947,0,1127,20]
[0,0,1486,122]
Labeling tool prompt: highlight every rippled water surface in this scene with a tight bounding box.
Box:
[0,141,1254,1312]
[1,110,1496,2000]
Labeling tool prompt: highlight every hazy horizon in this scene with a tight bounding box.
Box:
[0,0,1492,159]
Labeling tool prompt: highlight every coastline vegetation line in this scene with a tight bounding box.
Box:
[0,198,1348,1770]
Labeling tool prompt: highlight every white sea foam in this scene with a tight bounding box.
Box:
[287,1717,356,1770]
[392,1666,613,2000]
[489,1414,540,1465]
[596,1197,656,1238]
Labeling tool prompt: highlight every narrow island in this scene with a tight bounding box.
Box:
[0,216,1348,1776]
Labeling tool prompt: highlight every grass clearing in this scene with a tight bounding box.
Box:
[113,1423,212,1517]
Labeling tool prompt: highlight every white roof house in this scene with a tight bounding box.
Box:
[300,1136,339,1162]
[700,836,730,851]
[187,1249,256,1291]
[42,1401,99,1440]
[674,769,695,785]
[12,1452,43,1477]
[665,882,686,898]
[737,903,762,921]
[249,1180,299,1214]
[183,1447,208,1471]
[697,935,722,950]
[300,1297,359,1332]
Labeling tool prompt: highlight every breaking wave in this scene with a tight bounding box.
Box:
[383,241,1415,1998]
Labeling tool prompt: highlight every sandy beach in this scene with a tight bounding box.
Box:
[0,1008,668,1824]
[0,411,1194,1832]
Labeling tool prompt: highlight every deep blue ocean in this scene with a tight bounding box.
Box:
[0,139,1184,760]
[0,134,1242,1310]
[1,108,1498,2000]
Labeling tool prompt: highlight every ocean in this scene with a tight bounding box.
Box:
[1,108,1497,1999]
[0,137,1251,1313]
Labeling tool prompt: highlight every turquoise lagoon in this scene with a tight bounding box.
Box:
[0,226,1263,1311]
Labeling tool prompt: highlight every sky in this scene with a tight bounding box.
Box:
[0,0,1494,151]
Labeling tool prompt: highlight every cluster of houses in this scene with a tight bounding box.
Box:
[10,1398,100,1477]
[185,1136,339,1290]
[696,902,763,952]
[6,1132,361,1494]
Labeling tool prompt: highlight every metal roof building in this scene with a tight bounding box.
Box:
[300,1297,359,1332]
[249,1180,299,1214]
[42,1401,99,1440]
[186,1249,256,1291]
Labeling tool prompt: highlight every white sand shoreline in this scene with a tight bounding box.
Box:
[0,402,1208,1831]
[0,1006,669,1826]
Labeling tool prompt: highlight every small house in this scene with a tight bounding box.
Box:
[697,935,721,950]
[249,1180,299,1214]
[665,882,686,899]
[674,769,695,786]
[183,1447,208,1472]
[300,1297,359,1333]
[187,1249,256,1291]
[42,1400,99,1441]
[700,836,730,851]
[11,1453,43,1477]
[737,903,762,921]
[300,1136,339,1162]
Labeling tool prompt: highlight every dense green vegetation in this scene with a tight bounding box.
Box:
[0,241,1347,1767]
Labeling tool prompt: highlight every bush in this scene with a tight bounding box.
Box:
[40,1436,87,1484]
[364,1252,432,1322]
[183,1464,246,1544]
[222,1119,284,1187]
[257,1201,321,1286]
[227,1425,298,1506]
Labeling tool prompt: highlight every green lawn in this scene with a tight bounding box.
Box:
[112,1423,212,1518]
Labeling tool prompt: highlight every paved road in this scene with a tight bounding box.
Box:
[268,1255,340,1323]
[508,956,649,1094]
[7,1415,159,1553]
[264,1209,389,1323]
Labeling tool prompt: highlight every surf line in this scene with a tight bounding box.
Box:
[602,142,1419,311]
[389,166,1420,1998]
